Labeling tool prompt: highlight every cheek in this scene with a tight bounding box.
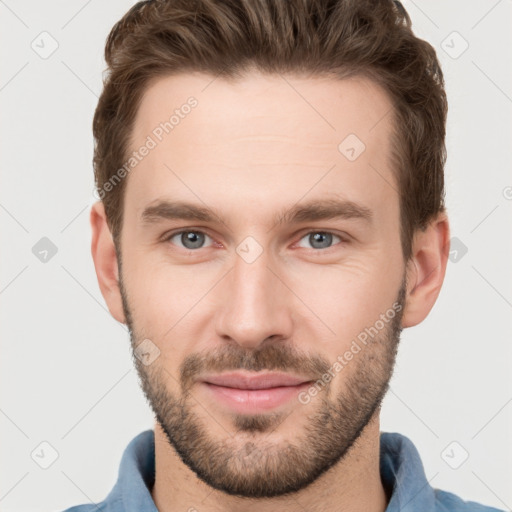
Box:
[121,228,403,377]
[280,269,402,392]
[286,255,400,332]
[122,256,218,349]
[129,257,398,324]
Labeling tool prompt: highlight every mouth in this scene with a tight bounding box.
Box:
[199,371,313,412]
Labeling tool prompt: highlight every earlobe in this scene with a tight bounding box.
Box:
[401,212,450,328]
[90,201,126,324]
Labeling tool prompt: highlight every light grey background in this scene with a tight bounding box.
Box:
[1,1,511,511]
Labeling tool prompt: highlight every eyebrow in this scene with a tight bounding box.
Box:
[140,198,373,228]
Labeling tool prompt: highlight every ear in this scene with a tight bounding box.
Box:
[401,212,450,328]
[90,201,126,324]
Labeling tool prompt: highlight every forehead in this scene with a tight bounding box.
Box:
[126,71,397,226]
[133,71,394,148]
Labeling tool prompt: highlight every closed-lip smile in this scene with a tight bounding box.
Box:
[201,371,312,390]
[199,371,314,413]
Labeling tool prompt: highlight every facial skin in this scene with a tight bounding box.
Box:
[91,71,450,512]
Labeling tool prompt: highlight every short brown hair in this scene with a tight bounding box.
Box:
[93,0,447,261]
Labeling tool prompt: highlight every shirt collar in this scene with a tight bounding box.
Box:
[380,432,436,511]
[105,429,158,512]
[104,429,435,512]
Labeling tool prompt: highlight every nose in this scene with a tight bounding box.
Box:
[215,247,293,350]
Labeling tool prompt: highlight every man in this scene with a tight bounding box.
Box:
[63,0,503,511]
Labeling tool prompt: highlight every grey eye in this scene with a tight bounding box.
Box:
[297,232,341,250]
[170,231,212,250]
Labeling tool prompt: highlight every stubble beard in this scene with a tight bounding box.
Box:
[119,272,406,498]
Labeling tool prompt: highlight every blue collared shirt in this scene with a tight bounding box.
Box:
[62,430,504,512]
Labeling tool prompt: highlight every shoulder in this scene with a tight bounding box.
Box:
[59,507,100,512]
[58,494,119,512]
[59,505,107,512]
[434,488,506,512]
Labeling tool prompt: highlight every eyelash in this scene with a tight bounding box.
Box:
[161,229,349,252]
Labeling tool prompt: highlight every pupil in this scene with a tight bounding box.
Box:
[311,232,331,249]
[182,231,204,249]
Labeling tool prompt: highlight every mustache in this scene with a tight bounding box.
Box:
[180,343,331,392]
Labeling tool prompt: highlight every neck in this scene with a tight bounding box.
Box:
[151,412,389,512]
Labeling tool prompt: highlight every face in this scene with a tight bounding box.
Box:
[117,71,408,497]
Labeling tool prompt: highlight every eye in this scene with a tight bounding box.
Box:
[163,229,346,252]
[296,231,344,250]
[165,230,214,250]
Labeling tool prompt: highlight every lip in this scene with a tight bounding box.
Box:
[201,371,311,390]
[199,371,313,413]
